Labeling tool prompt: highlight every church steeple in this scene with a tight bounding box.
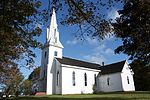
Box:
[46,8,63,48]
[40,7,63,94]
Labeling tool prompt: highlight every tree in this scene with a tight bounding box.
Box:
[21,79,32,95]
[113,0,150,66]
[28,67,40,81]
[28,67,40,93]
[0,0,43,74]
[0,66,24,96]
[131,60,150,90]
[112,0,150,90]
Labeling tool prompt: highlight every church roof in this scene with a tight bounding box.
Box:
[100,60,126,75]
[56,57,101,70]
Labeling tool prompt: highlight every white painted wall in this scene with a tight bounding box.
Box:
[61,64,99,94]
[52,59,62,94]
[46,45,63,95]
[39,44,63,94]
[97,61,135,92]
[121,62,135,91]
[97,73,123,92]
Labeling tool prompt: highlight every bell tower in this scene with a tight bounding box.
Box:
[40,8,63,94]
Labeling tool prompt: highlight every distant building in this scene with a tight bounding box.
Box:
[39,8,135,95]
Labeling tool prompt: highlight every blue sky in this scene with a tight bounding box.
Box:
[21,0,129,79]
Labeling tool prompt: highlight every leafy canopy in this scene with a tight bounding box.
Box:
[0,0,43,72]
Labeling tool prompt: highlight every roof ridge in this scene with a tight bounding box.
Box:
[104,60,126,67]
[62,56,101,66]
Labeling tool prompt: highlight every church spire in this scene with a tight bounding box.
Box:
[46,7,63,48]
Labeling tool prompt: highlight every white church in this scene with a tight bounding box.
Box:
[39,8,135,95]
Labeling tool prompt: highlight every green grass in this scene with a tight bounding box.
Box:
[11,91,150,100]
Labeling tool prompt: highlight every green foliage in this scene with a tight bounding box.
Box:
[131,60,150,91]
[0,0,43,73]
[113,0,150,66]
[28,67,40,81]
[0,66,24,96]
[112,0,150,90]
[21,79,32,95]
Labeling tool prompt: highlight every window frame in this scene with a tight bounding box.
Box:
[72,71,75,86]
[84,73,87,86]
[54,51,57,56]
[94,74,97,85]
[127,76,130,84]
[44,51,47,58]
[107,77,110,86]
[57,71,59,86]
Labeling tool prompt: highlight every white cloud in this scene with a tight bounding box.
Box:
[66,34,115,64]
[107,8,120,22]
[82,41,114,64]
[94,44,114,55]
[66,37,100,46]
[86,37,99,46]
[83,54,106,64]
[66,38,79,45]
[105,48,114,54]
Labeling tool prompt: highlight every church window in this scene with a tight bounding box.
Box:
[127,76,130,84]
[55,37,57,43]
[72,71,75,86]
[54,29,57,43]
[57,71,59,86]
[94,74,97,85]
[84,73,87,86]
[107,77,110,86]
[44,52,47,58]
[54,51,57,56]
[54,29,56,36]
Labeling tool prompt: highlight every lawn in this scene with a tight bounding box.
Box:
[11,91,150,100]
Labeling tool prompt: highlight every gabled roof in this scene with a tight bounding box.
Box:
[56,57,101,70]
[100,60,126,75]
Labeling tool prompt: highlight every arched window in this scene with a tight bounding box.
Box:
[54,29,56,36]
[57,71,59,86]
[94,74,97,85]
[84,73,87,86]
[107,77,110,86]
[72,71,75,86]
[54,51,57,56]
[54,29,57,43]
[127,76,130,84]
[44,51,47,58]
[55,37,57,43]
